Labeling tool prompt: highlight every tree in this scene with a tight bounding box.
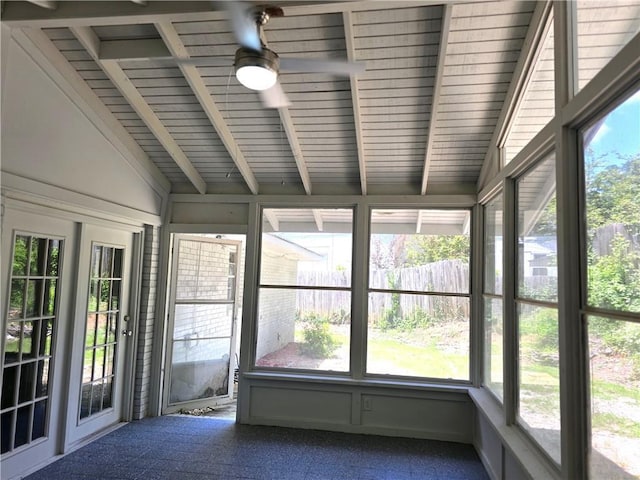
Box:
[405,235,469,266]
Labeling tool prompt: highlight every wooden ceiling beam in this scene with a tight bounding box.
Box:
[2,1,439,28]
[155,21,259,194]
[264,209,280,232]
[342,10,367,195]
[71,26,207,194]
[313,209,324,232]
[421,4,451,195]
[25,0,56,9]
[277,107,312,195]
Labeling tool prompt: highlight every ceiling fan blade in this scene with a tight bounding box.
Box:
[222,0,262,51]
[260,82,291,109]
[174,57,232,67]
[280,57,366,76]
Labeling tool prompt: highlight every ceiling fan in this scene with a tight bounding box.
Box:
[180,2,366,108]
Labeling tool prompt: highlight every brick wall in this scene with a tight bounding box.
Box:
[133,225,159,420]
[256,251,298,360]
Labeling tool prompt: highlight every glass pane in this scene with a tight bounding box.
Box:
[19,362,36,403]
[102,378,113,410]
[43,279,57,316]
[26,280,42,318]
[14,405,31,448]
[9,279,25,320]
[82,349,95,383]
[518,303,560,464]
[260,208,353,288]
[588,316,640,478]
[88,280,99,313]
[256,288,350,372]
[41,320,53,356]
[484,194,503,295]
[99,280,110,311]
[110,280,121,311]
[91,381,104,412]
[104,345,114,377]
[370,209,470,294]
[504,14,555,164]
[1,365,18,409]
[367,293,469,380]
[170,338,233,403]
[101,247,113,278]
[90,245,101,278]
[36,359,50,397]
[85,314,98,349]
[80,383,91,419]
[107,314,117,344]
[46,239,60,276]
[176,241,239,300]
[32,400,47,441]
[12,236,29,276]
[484,297,504,400]
[1,411,13,454]
[582,89,640,314]
[5,322,22,358]
[517,154,558,302]
[30,238,46,276]
[22,320,38,358]
[174,304,233,340]
[112,249,123,278]
[576,1,640,92]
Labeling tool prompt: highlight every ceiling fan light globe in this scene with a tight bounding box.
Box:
[235,47,279,91]
[236,65,278,91]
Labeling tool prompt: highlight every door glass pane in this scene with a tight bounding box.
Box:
[170,338,232,403]
[582,89,640,314]
[174,304,233,339]
[588,316,640,478]
[80,244,123,420]
[484,194,503,295]
[1,234,63,453]
[518,302,561,464]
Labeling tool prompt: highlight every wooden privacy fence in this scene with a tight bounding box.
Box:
[296,260,471,321]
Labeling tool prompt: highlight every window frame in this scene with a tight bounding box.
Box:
[364,207,473,383]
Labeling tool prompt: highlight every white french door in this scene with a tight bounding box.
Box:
[64,224,137,448]
[163,235,241,414]
[0,209,75,479]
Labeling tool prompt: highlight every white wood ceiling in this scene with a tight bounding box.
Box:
[3,0,539,197]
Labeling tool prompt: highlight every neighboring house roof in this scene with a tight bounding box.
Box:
[263,233,324,262]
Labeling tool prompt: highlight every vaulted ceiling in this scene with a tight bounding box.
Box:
[0,1,579,198]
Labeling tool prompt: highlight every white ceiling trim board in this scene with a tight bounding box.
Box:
[71,25,207,194]
[14,27,171,195]
[155,21,259,194]
[343,10,367,195]
[421,4,451,195]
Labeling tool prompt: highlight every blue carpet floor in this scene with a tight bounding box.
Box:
[25,415,489,479]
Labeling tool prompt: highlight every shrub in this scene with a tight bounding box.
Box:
[300,316,337,358]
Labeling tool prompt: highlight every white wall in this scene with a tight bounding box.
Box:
[1,31,166,219]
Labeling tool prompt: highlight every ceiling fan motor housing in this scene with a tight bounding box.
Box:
[235,46,279,73]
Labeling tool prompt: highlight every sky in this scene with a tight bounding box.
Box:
[587,89,640,161]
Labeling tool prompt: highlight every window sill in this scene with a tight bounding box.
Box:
[243,370,471,395]
[468,387,560,480]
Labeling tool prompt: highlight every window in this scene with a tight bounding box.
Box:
[575,1,640,93]
[516,153,561,464]
[367,209,470,380]
[255,208,352,372]
[503,11,555,165]
[2,235,62,453]
[483,194,504,400]
[581,88,640,477]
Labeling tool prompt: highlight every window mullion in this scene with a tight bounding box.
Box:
[503,178,518,426]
